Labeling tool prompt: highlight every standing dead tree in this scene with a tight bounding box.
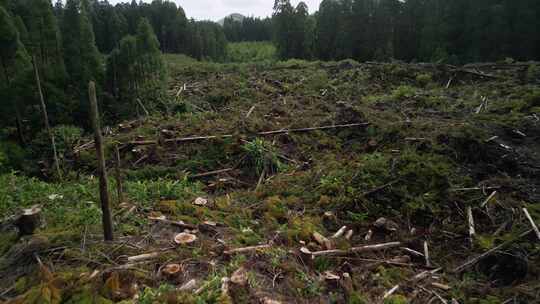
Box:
[33,56,61,179]
[114,145,124,205]
[89,81,114,241]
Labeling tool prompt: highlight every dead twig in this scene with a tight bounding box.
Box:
[301,241,401,257]
[480,191,497,208]
[523,208,540,241]
[467,207,475,246]
[331,226,347,239]
[424,241,431,267]
[453,229,532,273]
[450,186,500,192]
[190,168,234,178]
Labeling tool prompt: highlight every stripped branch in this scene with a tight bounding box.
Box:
[224,244,272,255]
[523,208,540,241]
[301,241,401,257]
[453,229,532,273]
[480,191,497,208]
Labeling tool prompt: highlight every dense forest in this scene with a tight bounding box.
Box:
[271,0,540,62]
[222,16,273,42]
[1,0,540,171]
[0,0,227,152]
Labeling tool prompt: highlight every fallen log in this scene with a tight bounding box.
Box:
[256,123,370,136]
[165,134,234,144]
[301,241,401,257]
[190,168,234,178]
[129,122,371,146]
[127,252,161,263]
[224,244,272,255]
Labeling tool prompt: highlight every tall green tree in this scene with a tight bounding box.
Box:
[25,0,66,79]
[105,17,166,118]
[315,0,341,60]
[273,0,295,59]
[0,7,32,144]
[62,0,82,85]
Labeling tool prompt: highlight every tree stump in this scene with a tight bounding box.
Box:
[14,205,42,236]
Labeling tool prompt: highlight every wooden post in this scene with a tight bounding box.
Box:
[88,81,114,241]
[33,56,61,179]
[114,144,124,205]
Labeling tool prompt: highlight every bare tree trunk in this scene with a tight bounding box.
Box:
[14,106,25,146]
[33,56,61,179]
[114,145,124,205]
[89,81,114,241]
[1,57,25,146]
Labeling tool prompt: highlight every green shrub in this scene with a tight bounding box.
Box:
[415,73,432,87]
[526,64,540,82]
[0,141,26,173]
[0,150,6,172]
[348,292,369,304]
[30,125,83,159]
[242,138,286,175]
[53,125,84,153]
[124,176,203,206]
[383,295,408,304]
[396,150,452,216]
[304,70,329,92]
[392,85,416,100]
[206,88,234,106]
[524,89,540,109]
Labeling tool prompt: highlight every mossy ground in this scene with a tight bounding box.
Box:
[1,57,539,303]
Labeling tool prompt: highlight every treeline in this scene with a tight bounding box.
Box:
[0,0,172,152]
[223,16,272,42]
[81,0,227,61]
[273,0,540,63]
[0,0,229,141]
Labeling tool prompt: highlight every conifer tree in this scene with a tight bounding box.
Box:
[273,0,295,59]
[62,0,82,85]
[135,17,164,82]
[315,0,340,60]
[105,17,165,118]
[79,0,102,86]
[0,7,32,144]
[26,0,66,80]
[13,15,29,46]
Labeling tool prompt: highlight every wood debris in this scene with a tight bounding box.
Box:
[174,233,198,245]
[523,208,540,241]
[301,241,401,257]
[224,244,272,255]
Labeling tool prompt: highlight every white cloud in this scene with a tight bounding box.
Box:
[107,0,323,21]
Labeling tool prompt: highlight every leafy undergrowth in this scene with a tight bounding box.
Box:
[1,57,540,303]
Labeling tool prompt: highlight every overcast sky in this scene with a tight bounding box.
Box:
[108,0,323,21]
